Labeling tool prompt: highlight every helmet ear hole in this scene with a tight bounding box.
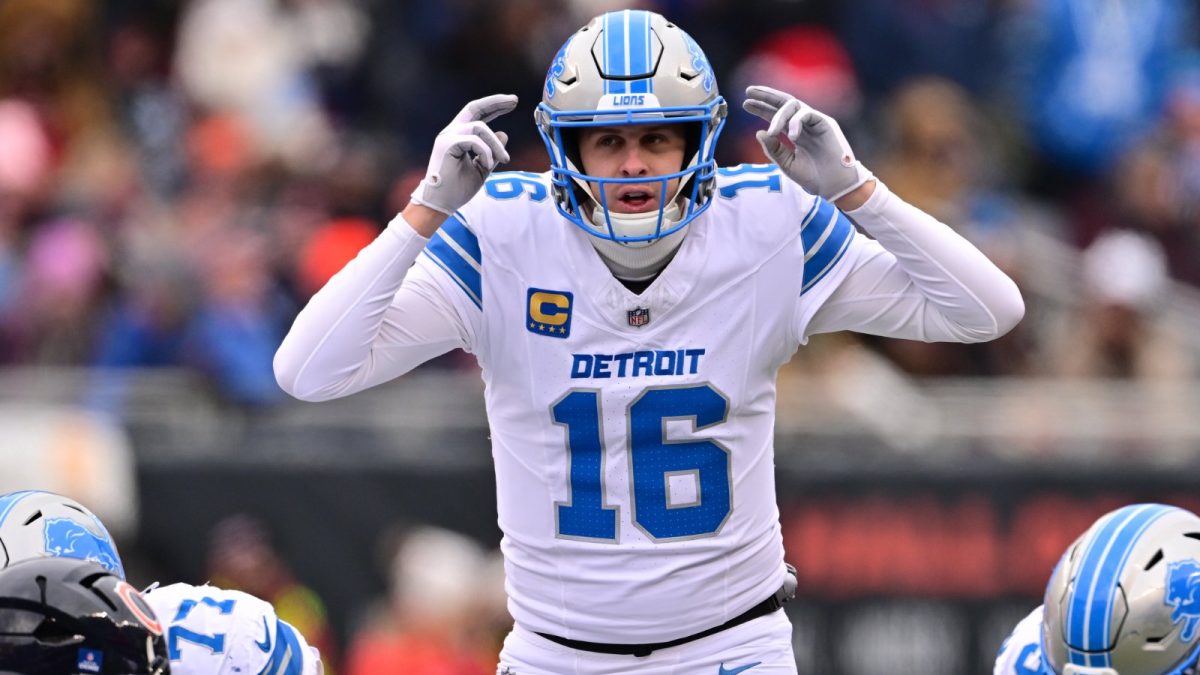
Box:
[561,128,583,170]
[33,617,82,645]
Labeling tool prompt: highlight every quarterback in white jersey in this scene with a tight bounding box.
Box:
[144,583,323,675]
[275,9,1023,673]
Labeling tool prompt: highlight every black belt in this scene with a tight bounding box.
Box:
[536,564,797,658]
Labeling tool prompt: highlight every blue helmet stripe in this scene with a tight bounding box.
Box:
[1068,505,1144,666]
[0,491,35,528]
[1067,504,1174,667]
[628,11,650,94]
[1065,509,1128,666]
[604,12,626,94]
[1095,505,1174,666]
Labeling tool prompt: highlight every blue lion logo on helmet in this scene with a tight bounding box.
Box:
[545,36,573,99]
[681,33,714,94]
[43,518,124,578]
[1166,559,1200,642]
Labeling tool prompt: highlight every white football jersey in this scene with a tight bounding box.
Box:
[144,583,321,675]
[994,606,1047,675]
[413,167,861,643]
[275,163,1022,645]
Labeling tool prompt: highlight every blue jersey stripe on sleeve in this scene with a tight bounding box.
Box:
[440,214,481,266]
[423,233,483,310]
[801,199,854,294]
[258,619,305,675]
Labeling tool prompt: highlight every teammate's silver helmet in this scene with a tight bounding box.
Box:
[0,490,125,579]
[535,9,727,243]
[1042,504,1200,675]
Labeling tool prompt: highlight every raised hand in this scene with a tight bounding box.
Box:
[410,94,519,216]
[743,85,873,202]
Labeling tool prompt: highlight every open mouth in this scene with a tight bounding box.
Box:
[615,188,656,212]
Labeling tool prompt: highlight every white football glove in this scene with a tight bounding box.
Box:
[410,94,518,216]
[742,85,873,202]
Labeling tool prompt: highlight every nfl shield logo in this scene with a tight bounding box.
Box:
[627,307,650,327]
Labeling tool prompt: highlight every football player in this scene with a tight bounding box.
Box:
[0,490,322,675]
[995,503,1200,675]
[0,556,170,674]
[142,582,323,675]
[275,9,1024,673]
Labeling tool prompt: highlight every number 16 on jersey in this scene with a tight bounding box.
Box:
[552,384,732,542]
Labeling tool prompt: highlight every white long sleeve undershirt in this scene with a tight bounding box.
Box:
[805,181,1024,342]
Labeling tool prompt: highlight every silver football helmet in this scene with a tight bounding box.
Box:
[0,490,125,579]
[1042,503,1200,675]
[535,9,727,243]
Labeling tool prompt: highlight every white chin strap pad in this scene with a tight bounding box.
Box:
[592,199,686,241]
[1063,666,1118,675]
[589,201,683,242]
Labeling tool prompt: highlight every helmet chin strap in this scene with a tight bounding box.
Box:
[587,201,687,281]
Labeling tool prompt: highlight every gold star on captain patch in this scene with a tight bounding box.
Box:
[559,327,566,334]
[538,324,545,331]
[529,322,535,329]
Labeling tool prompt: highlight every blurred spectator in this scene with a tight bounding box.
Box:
[0,99,55,207]
[296,217,377,297]
[187,224,292,406]
[0,0,1189,405]
[1002,0,1195,179]
[730,25,864,165]
[0,0,115,160]
[1065,124,1200,290]
[346,525,499,675]
[1147,67,1200,287]
[1043,229,1194,379]
[864,77,1038,376]
[2,217,110,364]
[836,0,1002,99]
[105,17,189,198]
[207,514,340,673]
[174,0,337,173]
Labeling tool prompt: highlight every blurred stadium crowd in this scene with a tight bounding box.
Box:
[1,0,1198,407]
[2,0,1200,671]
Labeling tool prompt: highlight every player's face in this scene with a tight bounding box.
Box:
[577,125,686,214]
